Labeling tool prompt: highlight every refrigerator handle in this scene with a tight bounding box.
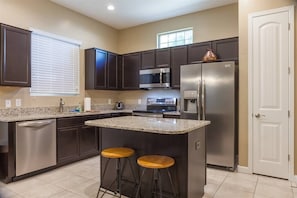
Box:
[197,80,201,120]
[202,80,205,120]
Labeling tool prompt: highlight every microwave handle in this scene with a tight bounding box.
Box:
[160,72,163,84]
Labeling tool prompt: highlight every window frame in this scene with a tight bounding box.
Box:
[157,27,193,49]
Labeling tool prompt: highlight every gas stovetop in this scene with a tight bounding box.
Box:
[133,98,177,115]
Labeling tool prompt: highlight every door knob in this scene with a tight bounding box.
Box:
[255,113,260,118]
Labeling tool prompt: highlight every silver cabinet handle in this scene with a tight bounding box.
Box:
[197,80,201,120]
[202,80,205,120]
[18,120,53,128]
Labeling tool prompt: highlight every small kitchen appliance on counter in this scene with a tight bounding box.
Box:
[115,101,124,110]
[133,98,177,117]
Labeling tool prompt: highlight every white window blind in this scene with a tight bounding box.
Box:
[30,29,81,96]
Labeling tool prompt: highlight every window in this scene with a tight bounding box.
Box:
[30,29,81,96]
[157,28,193,48]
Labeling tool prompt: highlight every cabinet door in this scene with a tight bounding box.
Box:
[156,48,170,68]
[122,53,140,89]
[211,37,238,62]
[171,46,187,88]
[107,52,118,89]
[95,49,107,89]
[79,126,99,157]
[0,24,31,86]
[187,41,211,64]
[57,127,79,164]
[141,50,155,69]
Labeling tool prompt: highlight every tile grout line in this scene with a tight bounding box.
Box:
[252,174,259,198]
[211,171,229,198]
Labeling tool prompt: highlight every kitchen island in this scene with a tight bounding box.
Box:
[85,116,210,198]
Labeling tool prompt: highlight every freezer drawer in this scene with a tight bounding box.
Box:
[16,119,57,176]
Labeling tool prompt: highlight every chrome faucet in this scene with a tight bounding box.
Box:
[59,98,65,112]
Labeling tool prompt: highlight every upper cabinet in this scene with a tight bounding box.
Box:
[85,37,238,90]
[187,41,212,64]
[121,52,140,90]
[0,24,31,87]
[141,50,155,69]
[171,46,188,88]
[107,52,119,89]
[212,37,238,63]
[155,48,170,68]
[85,48,119,90]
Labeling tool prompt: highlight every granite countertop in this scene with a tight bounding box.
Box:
[85,116,210,134]
[0,110,133,122]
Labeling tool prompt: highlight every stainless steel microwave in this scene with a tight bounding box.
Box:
[139,68,170,88]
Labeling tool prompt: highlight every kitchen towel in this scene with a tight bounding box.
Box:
[84,97,91,112]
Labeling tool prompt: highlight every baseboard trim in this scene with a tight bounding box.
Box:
[237,165,252,174]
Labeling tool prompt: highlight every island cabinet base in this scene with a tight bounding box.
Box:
[100,127,206,198]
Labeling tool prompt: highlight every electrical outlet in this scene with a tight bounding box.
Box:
[108,99,111,104]
[16,99,22,107]
[138,99,141,105]
[5,100,11,108]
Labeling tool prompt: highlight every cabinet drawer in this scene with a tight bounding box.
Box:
[57,115,100,128]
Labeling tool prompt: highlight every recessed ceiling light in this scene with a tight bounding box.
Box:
[107,4,115,11]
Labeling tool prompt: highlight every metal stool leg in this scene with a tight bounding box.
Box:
[128,157,138,186]
[166,168,177,197]
[97,158,111,198]
[136,168,146,198]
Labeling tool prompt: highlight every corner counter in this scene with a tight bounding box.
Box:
[85,116,210,198]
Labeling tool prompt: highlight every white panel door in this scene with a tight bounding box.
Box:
[251,10,289,179]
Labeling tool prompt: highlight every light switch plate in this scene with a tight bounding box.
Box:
[138,99,141,104]
[5,100,11,108]
[16,99,22,107]
[108,99,111,105]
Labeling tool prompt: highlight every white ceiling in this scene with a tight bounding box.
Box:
[51,0,238,30]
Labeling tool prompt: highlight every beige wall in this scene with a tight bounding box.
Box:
[118,3,238,54]
[238,0,297,173]
[0,0,118,108]
[0,1,238,109]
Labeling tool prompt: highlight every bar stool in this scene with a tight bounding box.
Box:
[97,147,137,198]
[135,155,177,198]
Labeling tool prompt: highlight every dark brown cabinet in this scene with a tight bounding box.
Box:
[57,115,100,165]
[170,46,188,88]
[141,50,155,69]
[212,37,238,63]
[0,24,31,87]
[85,48,119,90]
[107,52,119,89]
[122,52,140,89]
[187,41,212,64]
[155,48,170,68]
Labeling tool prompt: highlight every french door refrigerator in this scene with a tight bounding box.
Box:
[180,61,237,170]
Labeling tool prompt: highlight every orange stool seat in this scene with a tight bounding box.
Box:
[101,147,135,159]
[136,155,177,198]
[137,155,175,169]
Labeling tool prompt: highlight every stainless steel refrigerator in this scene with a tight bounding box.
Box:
[180,61,237,170]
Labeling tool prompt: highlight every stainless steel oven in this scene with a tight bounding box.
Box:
[139,68,170,88]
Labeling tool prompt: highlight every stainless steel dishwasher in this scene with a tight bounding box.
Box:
[16,119,56,176]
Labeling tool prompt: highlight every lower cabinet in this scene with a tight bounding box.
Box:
[57,115,101,165]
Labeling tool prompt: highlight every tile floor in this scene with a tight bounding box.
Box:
[0,156,297,198]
